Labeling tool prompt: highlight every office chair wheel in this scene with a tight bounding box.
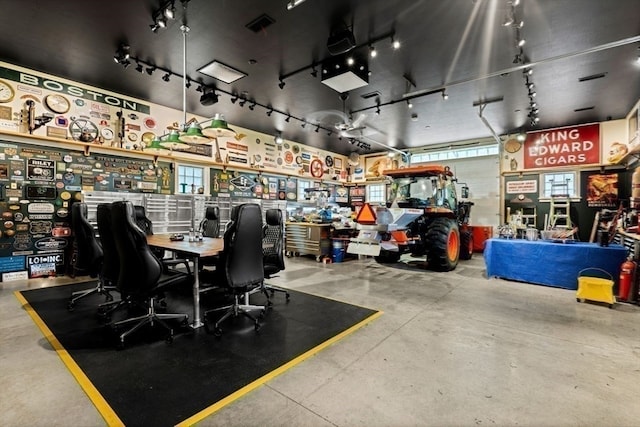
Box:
[254,321,261,332]
[285,292,291,301]
[166,333,174,344]
[105,293,114,302]
[213,327,222,337]
[116,340,125,351]
[258,309,266,319]
[67,301,75,311]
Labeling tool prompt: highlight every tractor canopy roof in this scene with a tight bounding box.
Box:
[383,165,454,178]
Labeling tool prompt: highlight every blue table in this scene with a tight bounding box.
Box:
[483,239,627,290]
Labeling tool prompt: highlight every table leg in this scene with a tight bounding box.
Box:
[191,256,203,328]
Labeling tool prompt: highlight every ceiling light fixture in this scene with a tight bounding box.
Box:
[274,132,284,144]
[248,101,256,110]
[375,106,381,115]
[391,36,401,49]
[286,0,307,10]
[285,115,291,122]
[238,98,247,107]
[199,89,219,106]
[113,44,131,67]
[310,66,318,77]
[315,125,320,132]
[442,90,449,100]
[230,95,238,104]
[278,80,285,89]
[146,65,156,75]
[162,72,171,82]
[164,1,176,19]
[369,45,377,58]
[407,100,413,108]
[266,108,273,116]
[301,122,306,128]
[135,62,144,73]
[279,30,397,86]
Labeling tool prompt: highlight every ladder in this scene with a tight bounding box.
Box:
[549,180,572,232]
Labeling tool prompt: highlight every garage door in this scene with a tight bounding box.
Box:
[422,155,500,229]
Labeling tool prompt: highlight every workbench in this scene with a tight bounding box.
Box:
[483,238,627,290]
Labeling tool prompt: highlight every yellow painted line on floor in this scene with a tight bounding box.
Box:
[14,291,125,427]
[176,309,383,427]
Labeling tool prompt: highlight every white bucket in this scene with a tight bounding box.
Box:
[525,228,539,241]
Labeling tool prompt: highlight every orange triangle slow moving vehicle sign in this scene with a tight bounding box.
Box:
[355,203,377,225]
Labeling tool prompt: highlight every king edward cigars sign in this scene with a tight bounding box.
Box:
[523,123,600,170]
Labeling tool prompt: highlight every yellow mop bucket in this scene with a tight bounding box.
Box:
[576,268,615,308]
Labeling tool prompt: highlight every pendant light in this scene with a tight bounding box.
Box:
[147,135,164,150]
[202,113,236,138]
[161,129,191,149]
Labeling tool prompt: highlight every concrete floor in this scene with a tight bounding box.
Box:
[1,254,640,427]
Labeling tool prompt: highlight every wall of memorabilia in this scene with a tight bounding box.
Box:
[0,138,173,280]
[0,61,349,183]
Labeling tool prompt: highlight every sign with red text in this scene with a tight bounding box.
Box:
[523,123,600,169]
[506,180,537,194]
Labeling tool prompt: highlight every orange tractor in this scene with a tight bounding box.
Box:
[347,165,473,271]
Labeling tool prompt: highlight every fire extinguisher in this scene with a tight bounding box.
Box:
[618,256,636,301]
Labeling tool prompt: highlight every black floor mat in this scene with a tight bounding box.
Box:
[16,282,380,427]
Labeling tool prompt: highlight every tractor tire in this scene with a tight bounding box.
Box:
[425,218,460,271]
[374,250,401,264]
[459,230,474,260]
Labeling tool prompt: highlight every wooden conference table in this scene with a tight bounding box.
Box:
[147,234,223,328]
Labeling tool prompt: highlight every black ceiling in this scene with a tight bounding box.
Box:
[1,0,639,156]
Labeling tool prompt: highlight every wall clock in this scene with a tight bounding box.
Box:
[44,94,71,114]
[100,127,114,141]
[0,79,15,103]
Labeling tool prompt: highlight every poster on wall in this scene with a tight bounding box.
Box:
[349,186,365,206]
[364,155,399,180]
[523,123,600,170]
[586,173,618,208]
[210,167,296,200]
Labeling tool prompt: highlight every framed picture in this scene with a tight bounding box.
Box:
[334,158,343,169]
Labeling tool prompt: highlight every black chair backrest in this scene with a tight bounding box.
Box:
[133,205,153,236]
[96,203,119,286]
[263,209,285,274]
[223,203,264,289]
[71,202,103,277]
[111,201,162,296]
[200,206,220,238]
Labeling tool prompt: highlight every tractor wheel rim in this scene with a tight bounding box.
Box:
[447,231,459,260]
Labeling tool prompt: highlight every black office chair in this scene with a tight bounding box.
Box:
[110,201,190,348]
[199,206,221,238]
[94,203,127,321]
[133,205,191,276]
[259,209,290,303]
[203,203,266,336]
[68,202,111,310]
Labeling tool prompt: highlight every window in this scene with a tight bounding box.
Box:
[297,179,311,200]
[366,183,386,204]
[410,144,499,163]
[177,165,204,194]
[541,172,578,198]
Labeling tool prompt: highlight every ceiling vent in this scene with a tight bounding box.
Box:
[197,60,247,84]
[245,14,276,33]
[321,53,368,93]
[578,72,607,82]
[574,106,595,112]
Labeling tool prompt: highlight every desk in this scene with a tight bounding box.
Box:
[147,235,223,328]
[484,239,627,290]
